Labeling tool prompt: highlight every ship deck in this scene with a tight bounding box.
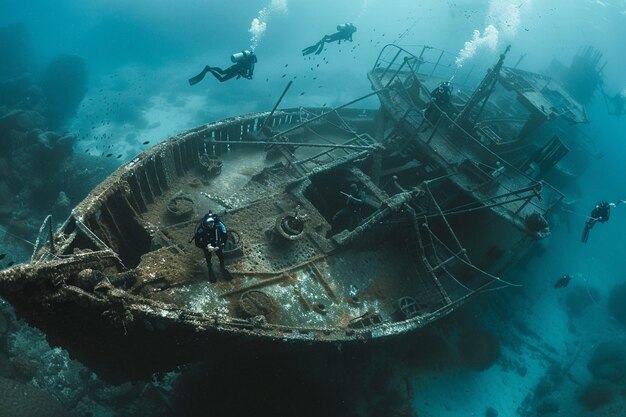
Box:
[66,113,456,334]
[368,50,564,232]
[125,142,437,329]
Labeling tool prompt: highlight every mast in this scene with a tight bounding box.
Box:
[455,45,511,130]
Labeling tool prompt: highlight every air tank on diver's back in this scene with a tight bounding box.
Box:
[231,50,256,63]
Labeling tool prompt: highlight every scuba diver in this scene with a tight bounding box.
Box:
[554,274,571,289]
[193,211,230,282]
[422,81,453,129]
[431,81,453,106]
[302,23,357,56]
[581,200,625,243]
[188,50,257,85]
[328,183,366,236]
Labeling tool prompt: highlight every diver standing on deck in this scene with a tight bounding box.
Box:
[423,81,453,128]
[188,50,257,85]
[329,183,366,236]
[194,212,229,282]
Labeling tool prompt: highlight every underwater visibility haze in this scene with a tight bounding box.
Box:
[0,0,625,416]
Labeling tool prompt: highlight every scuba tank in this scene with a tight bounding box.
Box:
[337,23,356,32]
[231,50,256,63]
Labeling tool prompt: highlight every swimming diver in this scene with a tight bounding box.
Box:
[302,23,357,56]
[581,199,626,243]
[189,50,257,85]
[554,274,571,289]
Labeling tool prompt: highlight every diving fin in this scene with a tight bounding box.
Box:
[189,66,210,86]
[581,221,592,243]
[302,44,320,56]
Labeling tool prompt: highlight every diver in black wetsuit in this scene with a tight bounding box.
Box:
[581,200,626,243]
[554,274,571,289]
[421,81,453,130]
[193,212,230,282]
[328,183,366,236]
[302,23,357,56]
[189,50,257,85]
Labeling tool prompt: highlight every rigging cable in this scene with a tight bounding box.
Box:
[422,223,523,288]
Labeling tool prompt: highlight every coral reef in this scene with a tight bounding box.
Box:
[0,26,109,250]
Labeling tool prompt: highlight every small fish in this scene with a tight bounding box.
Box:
[300,92,305,95]
[554,274,571,289]
[106,153,113,157]
[117,154,122,159]
[7,261,14,267]
[0,254,5,260]
[281,74,286,78]
[143,141,150,145]
[284,64,288,67]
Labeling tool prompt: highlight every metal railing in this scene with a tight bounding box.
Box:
[369,51,565,219]
[373,44,486,91]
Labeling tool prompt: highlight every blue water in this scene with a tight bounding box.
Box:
[1,1,625,416]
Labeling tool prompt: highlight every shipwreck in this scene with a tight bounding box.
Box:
[0,44,591,382]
